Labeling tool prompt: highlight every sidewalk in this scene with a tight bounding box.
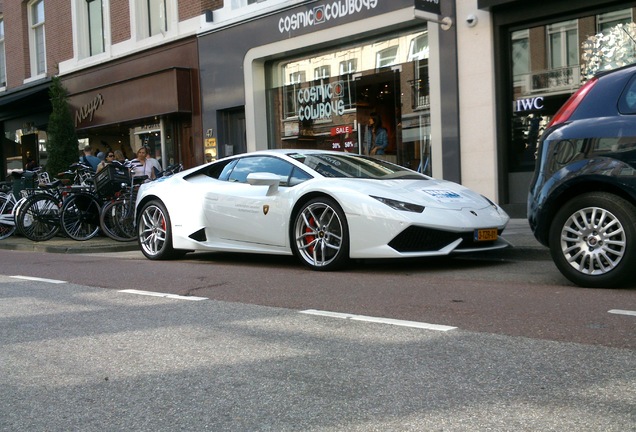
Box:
[0,219,549,258]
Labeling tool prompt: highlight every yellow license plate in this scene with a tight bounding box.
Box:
[474,228,498,242]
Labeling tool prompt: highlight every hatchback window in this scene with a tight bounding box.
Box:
[618,74,636,114]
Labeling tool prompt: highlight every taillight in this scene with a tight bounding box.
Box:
[546,77,598,128]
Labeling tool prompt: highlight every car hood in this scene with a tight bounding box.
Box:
[333,178,496,211]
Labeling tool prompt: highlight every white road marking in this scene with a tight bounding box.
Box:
[11,275,67,284]
[119,289,208,301]
[608,309,636,317]
[300,309,457,331]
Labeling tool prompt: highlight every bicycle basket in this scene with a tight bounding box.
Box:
[95,164,131,198]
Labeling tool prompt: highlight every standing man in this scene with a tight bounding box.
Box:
[80,146,100,171]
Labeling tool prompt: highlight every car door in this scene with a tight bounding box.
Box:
[204,156,297,247]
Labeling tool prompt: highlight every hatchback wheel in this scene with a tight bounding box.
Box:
[549,192,636,288]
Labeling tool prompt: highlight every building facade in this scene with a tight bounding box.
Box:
[0,0,217,180]
[1,0,635,218]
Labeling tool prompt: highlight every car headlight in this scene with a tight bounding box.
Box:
[371,196,425,213]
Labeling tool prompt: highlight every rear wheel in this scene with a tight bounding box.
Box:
[137,200,180,259]
[60,193,101,241]
[549,192,636,288]
[291,197,349,271]
[100,199,136,242]
[15,193,61,241]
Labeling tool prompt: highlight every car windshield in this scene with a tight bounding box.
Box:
[287,153,427,180]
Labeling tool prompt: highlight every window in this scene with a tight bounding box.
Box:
[283,71,305,119]
[86,0,105,56]
[547,20,578,69]
[407,33,429,61]
[148,0,167,36]
[314,66,331,80]
[227,156,294,185]
[0,18,6,87]
[339,59,357,75]
[29,0,46,76]
[376,46,398,69]
[134,0,171,39]
[597,9,632,34]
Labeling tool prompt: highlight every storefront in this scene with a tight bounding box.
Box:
[199,0,461,181]
[63,38,203,170]
[0,80,51,180]
[480,0,636,216]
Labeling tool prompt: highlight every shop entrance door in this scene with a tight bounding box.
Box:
[355,69,401,164]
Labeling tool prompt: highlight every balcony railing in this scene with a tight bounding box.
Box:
[514,66,581,95]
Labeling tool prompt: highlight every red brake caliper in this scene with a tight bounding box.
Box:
[305,217,315,254]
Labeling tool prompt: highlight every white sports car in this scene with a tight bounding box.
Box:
[135,150,510,270]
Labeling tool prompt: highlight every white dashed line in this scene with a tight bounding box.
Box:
[608,309,636,317]
[119,289,208,301]
[300,309,457,331]
[11,275,67,284]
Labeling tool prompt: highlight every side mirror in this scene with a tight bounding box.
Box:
[247,172,280,195]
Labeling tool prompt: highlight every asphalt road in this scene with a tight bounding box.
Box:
[1,276,634,431]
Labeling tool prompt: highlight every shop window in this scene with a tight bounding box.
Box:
[28,0,46,77]
[597,9,632,34]
[0,18,5,88]
[376,46,398,70]
[511,30,529,93]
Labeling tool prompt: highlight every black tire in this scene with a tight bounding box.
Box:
[137,200,181,260]
[0,194,16,240]
[15,193,61,241]
[100,199,136,242]
[60,193,101,241]
[291,197,349,271]
[549,192,636,288]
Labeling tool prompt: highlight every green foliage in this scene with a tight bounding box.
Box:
[46,76,79,176]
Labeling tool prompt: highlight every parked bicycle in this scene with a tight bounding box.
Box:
[99,162,182,242]
[0,168,55,240]
[14,163,94,242]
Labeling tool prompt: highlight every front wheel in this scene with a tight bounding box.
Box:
[137,200,180,260]
[549,192,636,288]
[15,193,61,241]
[291,197,349,271]
[0,194,16,240]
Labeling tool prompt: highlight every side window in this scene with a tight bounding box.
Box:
[227,156,294,185]
[618,74,636,114]
[289,167,312,186]
[206,159,237,180]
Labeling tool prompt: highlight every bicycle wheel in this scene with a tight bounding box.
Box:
[60,193,101,241]
[0,194,16,240]
[15,193,61,241]
[100,199,136,242]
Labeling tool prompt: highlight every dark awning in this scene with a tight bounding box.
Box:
[0,79,51,108]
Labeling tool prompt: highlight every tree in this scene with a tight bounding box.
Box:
[46,76,79,176]
[581,23,636,82]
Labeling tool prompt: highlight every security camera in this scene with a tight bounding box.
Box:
[466,14,478,27]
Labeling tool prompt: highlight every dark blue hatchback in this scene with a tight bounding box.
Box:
[528,63,636,288]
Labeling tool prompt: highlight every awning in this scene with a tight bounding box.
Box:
[0,79,51,108]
